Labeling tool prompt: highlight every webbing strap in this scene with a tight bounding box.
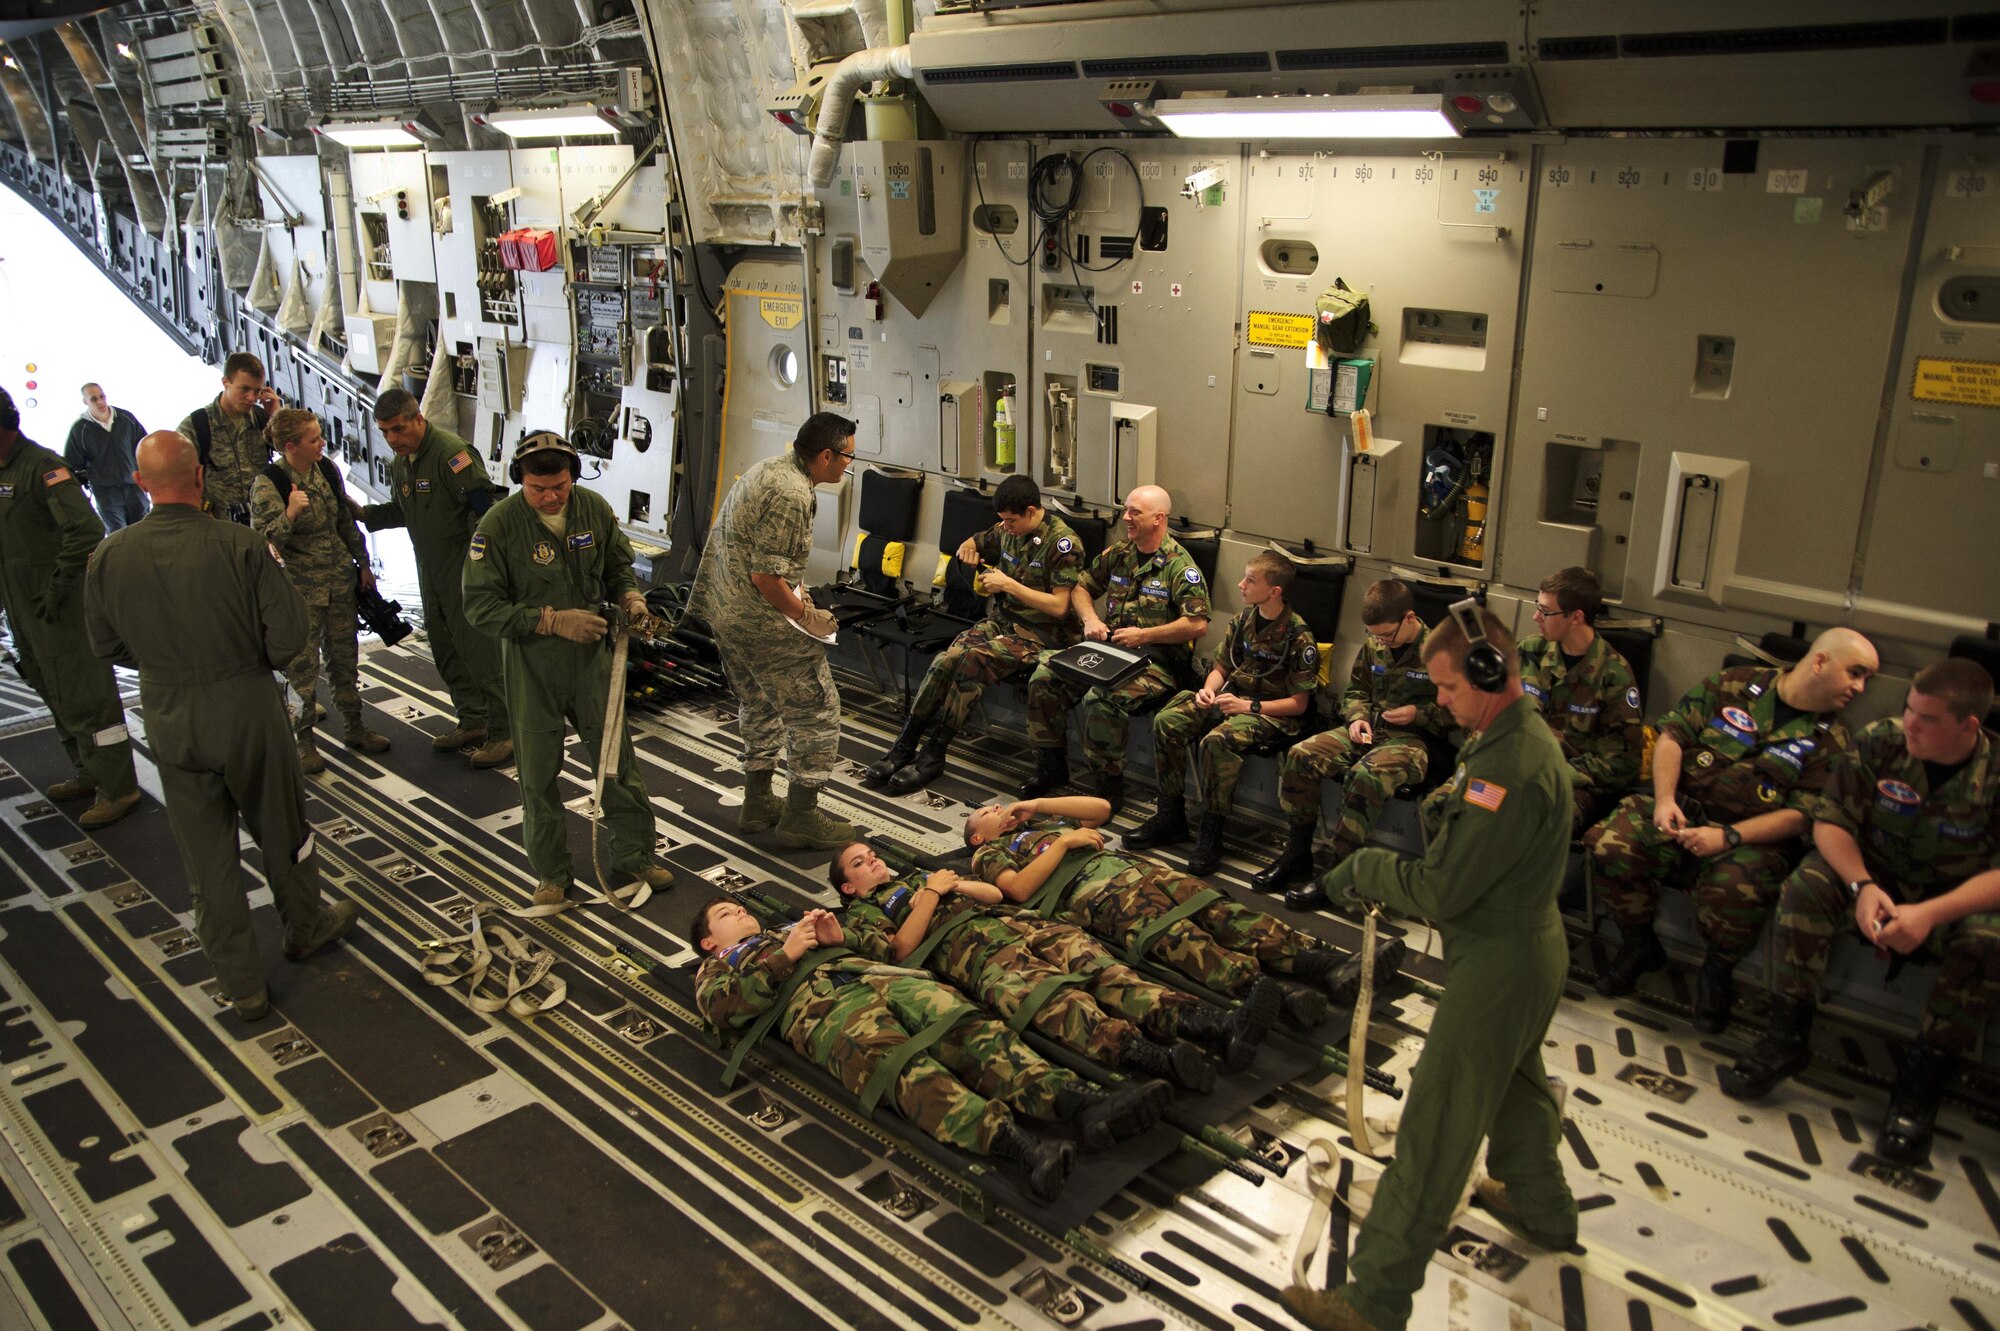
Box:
[1005,970,1092,1034]
[718,947,852,1090]
[901,907,982,972]
[1120,888,1223,967]
[1024,850,1103,916]
[858,1006,979,1117]
[419,905,569,1018]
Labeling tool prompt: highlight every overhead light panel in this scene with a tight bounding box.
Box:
[312,119,434,149]
[1151,94,1461,141]
[473,106,617,139]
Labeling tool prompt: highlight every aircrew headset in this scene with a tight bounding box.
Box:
[1447,595,1508,693]
[509,429,582,484]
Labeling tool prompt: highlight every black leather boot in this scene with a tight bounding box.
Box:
[1184,812,1226,876]
[1876,1041,1958,1167]
[1174,977,1282,1072]
[1692,947,1737,1034]
[886,722,955,794]
[1019,746,1070,798]
[990,1122,1074,1201]
[1293,938,1407,1007]
[1278,981,1329,1028]
[1251,823,1316,893]
[1119,1031,1216,1094]
[864,714,925,787]
[1595,922,1668,997]
[1124,800,1189,850]
[1718,996,1816,1100]
[1053,1078,1171,1150]
[1091,772,1126,820]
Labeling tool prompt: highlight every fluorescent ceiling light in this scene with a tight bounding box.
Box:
[1152,94,1461,140]
[313,121,427,148]
[475,107,616,139]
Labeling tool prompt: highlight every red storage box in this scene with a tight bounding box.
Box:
[503,227,558,273]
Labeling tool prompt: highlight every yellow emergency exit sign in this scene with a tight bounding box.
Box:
[757,296,804,330]
[1247,310,1314,350]
[1912,357,2000,408]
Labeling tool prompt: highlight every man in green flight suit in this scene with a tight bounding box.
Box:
[832,840,1281,1091]
[1587,627,1876,1031]
[1019,484,1211,814]
[1721,658,2000,1167]
[85,431,357,1020]
[866,475,1083,794]
[0,385,141,828]
[1129,550,1318,877]
[1267,579,1451,904]
[356,388,511,768]
[462,431,672,908]
[1284,605,1577,1331]
[692,898,1089,1200]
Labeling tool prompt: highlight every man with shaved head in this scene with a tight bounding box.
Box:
[84,430,357,1022]
[1019,485,1210,812]
[1587,626,1878,1031]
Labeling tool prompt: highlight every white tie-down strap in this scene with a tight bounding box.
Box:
[420,905,567,1018]
[294,832,316,864]
[92,724,129,746]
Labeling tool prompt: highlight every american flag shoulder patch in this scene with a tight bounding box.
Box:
[447,451,472,473]
[43,466,72,486]
[1463,778,1508,813]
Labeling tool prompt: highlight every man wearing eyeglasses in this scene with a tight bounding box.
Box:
[64,384,148,532]
[689,412,858,850]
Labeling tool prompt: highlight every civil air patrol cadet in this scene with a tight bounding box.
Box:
[1019,484,1211,814]
[865,474,1082,794]
[0,385,142,828]
[1128,549,1316,876]
[176,351,280,524]
[1587,627,1876,1031]
[1284,607,1576,1331]
[1268,579,1450,905]
[85,431,358,1020]
[688,411,857,849]
[1721,659,1999,1167]
[461,430,673,908]
[691,898,1084,1200]
[356,388,510,768]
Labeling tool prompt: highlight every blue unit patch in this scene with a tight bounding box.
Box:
[1184,568,1202,584]
[1876,778,1920,806]
[0,484,13,498]
[469,533,487,561]
[1626,686,1641,709]
[569,531,595,550]
[1055,537,1073,553]
[414,479,433,493]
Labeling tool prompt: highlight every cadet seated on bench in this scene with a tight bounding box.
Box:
[1267,579,1451,907]
[832,841,1280,1093]
[1019,485,1212,815]
[865,475,1083,795]
[964,795,1406,1027]
[1586,627,1878,1033]
[1127,550,1318,876]
[1721,659,2000,1168]
[694,899,1113,1200]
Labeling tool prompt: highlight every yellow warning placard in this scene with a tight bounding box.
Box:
[1247,310,1314,350]
[1912,357,2000,408]
[757,296,804,331]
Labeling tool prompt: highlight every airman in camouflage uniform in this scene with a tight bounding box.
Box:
[689,414,857,848]
[1268,581,1451,905]
[177,352,280,524]
[1020,486,1212,809]
[250,409,389,772]
[965,796,1403,1022]
[0,387,140,828]
[691,900,1082,1198]
[1721,659,1999,1167]
[1131,551,1318,877]
[1587,627,1877,1031]
[868,475,1082,796]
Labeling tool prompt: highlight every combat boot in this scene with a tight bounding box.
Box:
[79,790,142,830]
[1692,947,1738,1034]
[886,723,955,795]
[297,730,326,776]
[1124,800,1189,850]
[775,783,859,850]
[432,725,486,752]
[343,719,391,753]
[532,881,568,907]
[1876,1040,1958,1167]
[1175,977,1282,1072]
[990,1122,1074,1202]
[1251,823,1316,893]
[1278,981,1330,1028]
[1091,772,1125,820]
[47,778,96,802]
[1018,747,1069,799]
[628,866,675,893]
[284,900,359,962]
[738,769,782,834]
[1053,1078,1171,1150]
[467,739,514,768]
[1294,938,1407,1008]
[1184,812,1226,876]
[1118,1030,1216,1094]
[1473,1179,1577,1251]
[1280,1283,1384,1331]
[1718,995,1816,1100]
[1595,922,1668,997]
[232,986,272,1022]
[863,715,925,787]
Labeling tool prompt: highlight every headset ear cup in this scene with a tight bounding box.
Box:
[1469,644,1506,692]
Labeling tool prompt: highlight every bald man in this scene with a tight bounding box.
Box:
[85,431,357,1021]
[1020,486,1211,812]
[1587,627,1877,1032]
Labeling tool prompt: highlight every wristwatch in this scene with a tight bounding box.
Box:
[1722,825,1743,848]
[1250,699,1262,714]
[1846,877,1877,899]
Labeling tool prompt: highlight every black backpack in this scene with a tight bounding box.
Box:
[190,402,269,469]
